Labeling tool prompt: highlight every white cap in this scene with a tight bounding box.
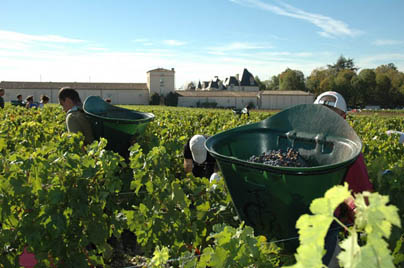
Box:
[314,91,347,113]
[190,135,207,164]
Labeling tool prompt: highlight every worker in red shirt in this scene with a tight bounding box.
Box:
[314,91,373,267]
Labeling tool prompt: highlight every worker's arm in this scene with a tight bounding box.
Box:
[184,159,193,174]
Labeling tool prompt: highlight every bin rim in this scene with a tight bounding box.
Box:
[83,96,155,124]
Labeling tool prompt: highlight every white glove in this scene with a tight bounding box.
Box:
[209,172,221,183]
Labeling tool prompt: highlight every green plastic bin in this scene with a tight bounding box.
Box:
[83,96,155,158]
[11,100,25,107]
[205,104,362,251]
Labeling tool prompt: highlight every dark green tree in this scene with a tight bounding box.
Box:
[266,75,280,90]
[327,55,359,73]
[335,69,356,104]
[164,92,179,106]
[254,76,267,91]
[358,69,377,105]
[375,73,392,107]
[150,93,160,105]
[306,68,332,95]
[279,68,306,91]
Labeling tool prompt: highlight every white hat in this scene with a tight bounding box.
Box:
[314,91,347,113]
[190,135,207,164]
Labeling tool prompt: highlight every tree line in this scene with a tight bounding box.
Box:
[255,56,404,108]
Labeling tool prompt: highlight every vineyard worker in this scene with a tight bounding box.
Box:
[58,87,94,145]
[0,88,4,109]
[25,95,38,109]
[39,95,49,108]
[14,94,25,107]
[241,104,250,116]
[184,134,216,178]
[314,91,373,267]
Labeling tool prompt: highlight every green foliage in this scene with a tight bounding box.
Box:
[327,55,359,73]
[124,143,238,255]
[0,105,125,267]
[195,223,281,268]
[286,184,401,268]
[164,91,179,106]
[266,75,280,90]
[255,75,267,91]
[149,93,160,105]
[279,68,306,91]
[196,101,218,108]
[1,104,404,267]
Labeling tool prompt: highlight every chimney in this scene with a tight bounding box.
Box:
[171,68,175,71]
[236,74,239,81]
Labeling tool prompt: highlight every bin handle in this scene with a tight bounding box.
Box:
[243,176,266,189]
[244,172,285,189]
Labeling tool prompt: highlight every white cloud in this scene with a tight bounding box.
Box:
[357,53,404,70]
[372,39,403,46]
[86,47,108,51]
[207,42,272,55]
[0,30,84,44]
[133,38,149,43]
[230,0,361,38]
[163,40,187,46]
[0,30,85,53]
[132,38,154,46]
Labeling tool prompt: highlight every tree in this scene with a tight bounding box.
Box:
[327,55,359,73]
[375,73,392,107]
[351,76,366,107]
[335,69,356,104]
[150,93,160,105]
[266,75,279,90]
[254,76,267,91]
[164,92,179,106]
[358,69,377,105]
[319,76,336,93]
[375,63,397,73]
[279,68,306,91]
[306,68,332,95]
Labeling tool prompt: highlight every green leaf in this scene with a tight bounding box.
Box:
[171,182,186,207]
[209,247,229,267]
[150,246,170,267]
[338,232,361,267]
[310,183,351,216]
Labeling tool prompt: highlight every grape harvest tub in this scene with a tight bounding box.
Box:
[205,104,362,252]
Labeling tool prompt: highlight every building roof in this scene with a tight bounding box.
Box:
[261,90,313,96]
[147,68,175,73]
[0,81,148,90]
[240,68,258,87]
[208,80,219,89]
[224,76,239,87]
[176,90,259,97]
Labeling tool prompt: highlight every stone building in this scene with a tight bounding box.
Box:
[0,81,149,105]
[147,68,175,96]
[0,67,175,105]
[0,67,314,109]
[176,90,314,110]
[195,68,258,92]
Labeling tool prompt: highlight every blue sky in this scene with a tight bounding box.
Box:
[1,0,403,88]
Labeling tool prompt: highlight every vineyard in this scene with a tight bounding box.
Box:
[0,104,404,267]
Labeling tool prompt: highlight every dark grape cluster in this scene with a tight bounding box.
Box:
[248,148,308,167]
